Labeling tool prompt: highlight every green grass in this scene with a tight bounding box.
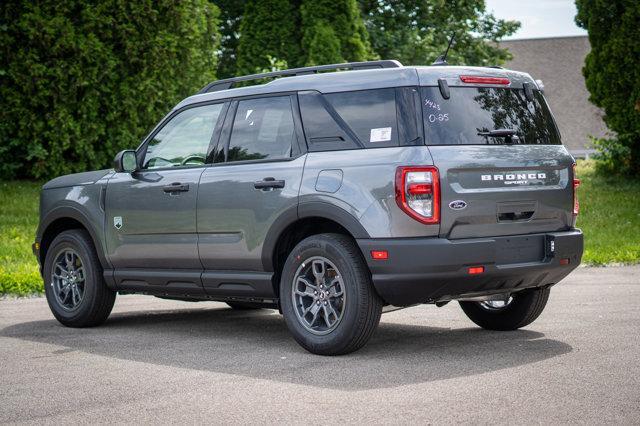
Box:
[0,160,638,295]
[576,160,640,265]
[0,181,42,295]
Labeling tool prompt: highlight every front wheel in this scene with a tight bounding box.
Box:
[43,229,116,327]
[279,233,382,355]
[459,287,550,331]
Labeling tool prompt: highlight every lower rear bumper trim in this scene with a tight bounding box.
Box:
[356,229,583,306]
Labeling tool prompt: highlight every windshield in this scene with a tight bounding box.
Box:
[421,86,561,145]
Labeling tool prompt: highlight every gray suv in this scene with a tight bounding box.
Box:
[34,60,583,355]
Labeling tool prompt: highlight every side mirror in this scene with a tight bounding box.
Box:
[113,150,138,173]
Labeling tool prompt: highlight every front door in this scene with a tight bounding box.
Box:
[105,102,227,292]
[197,94,306,297]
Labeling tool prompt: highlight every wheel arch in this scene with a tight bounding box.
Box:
[263,202,370,296]
[38,206,109,272]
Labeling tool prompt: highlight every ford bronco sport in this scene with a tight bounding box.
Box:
[34,60,583,355]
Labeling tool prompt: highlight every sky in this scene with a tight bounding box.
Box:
[484,0,588,40]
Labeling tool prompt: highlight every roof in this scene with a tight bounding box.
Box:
[174,65,538,111]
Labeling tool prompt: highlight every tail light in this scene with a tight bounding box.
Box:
[572,163,580,216]
[395,166,440,224]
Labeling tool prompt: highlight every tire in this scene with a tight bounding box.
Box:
[43,229,116,327]
[226,302,263,310]
[279,233,382,355]
[459,287,551,331]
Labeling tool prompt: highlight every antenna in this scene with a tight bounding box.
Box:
[432,33,455,66]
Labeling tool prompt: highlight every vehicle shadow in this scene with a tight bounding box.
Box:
[1,305,572,390]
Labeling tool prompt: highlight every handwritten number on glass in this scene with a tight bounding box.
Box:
[424,98,441,111]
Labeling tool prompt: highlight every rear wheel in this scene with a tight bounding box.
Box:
[43,229,116,327]
[459,287,550,331]
[280,233,382,355]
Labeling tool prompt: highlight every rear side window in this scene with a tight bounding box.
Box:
[299,87,421,152]
[227,96,295,162]
[421,87,561,145]
[325,88,398,147]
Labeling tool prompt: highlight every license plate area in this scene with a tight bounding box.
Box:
[495,235,545,264]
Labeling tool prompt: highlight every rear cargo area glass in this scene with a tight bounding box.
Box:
[421,87,561,145]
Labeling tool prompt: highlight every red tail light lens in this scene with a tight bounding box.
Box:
[395,166,440,224]
[460,75,510,85]
[572,163,580,216]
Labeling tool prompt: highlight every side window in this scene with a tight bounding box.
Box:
[227,96,295,162]
[298,91,360,152]
[143,103,223,169]
[325,88,399,148]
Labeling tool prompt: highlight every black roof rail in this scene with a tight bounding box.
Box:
[197,60,403,94]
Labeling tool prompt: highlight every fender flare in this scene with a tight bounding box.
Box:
[261,201,370,271]
[37,204,110,270]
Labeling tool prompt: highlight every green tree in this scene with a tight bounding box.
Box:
[359,0,519,66]
[0,0,220,180]
[213,0,247,79]
[301,0,374,65]
[235,0,301,75]
[576,0,640,176]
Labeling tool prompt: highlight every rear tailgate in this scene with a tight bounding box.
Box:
[417,66,576,239]
[429,145,575,239]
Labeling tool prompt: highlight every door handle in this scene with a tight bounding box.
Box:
[254,177,285,190]
[163,182,190,193]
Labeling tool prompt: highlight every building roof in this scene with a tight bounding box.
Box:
[498,35,608,151]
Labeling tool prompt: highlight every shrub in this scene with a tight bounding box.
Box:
[0,0,220,180]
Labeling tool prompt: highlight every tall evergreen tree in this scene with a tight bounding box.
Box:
[235,0,301,75]
[576,0,640,176]
[213,0,247,78]
[300,0,374,65]
[0,0,220,179]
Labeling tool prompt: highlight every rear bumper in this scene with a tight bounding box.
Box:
[356,229,583,306]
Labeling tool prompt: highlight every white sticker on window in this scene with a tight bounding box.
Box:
[370,127,392,143]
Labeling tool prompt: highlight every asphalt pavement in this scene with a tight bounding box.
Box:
[1,265,639,424]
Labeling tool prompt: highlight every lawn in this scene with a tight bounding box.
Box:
[576,160,640,265]
[1,160,639,296]
[0,181,41,295]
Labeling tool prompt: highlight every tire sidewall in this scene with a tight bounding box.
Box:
[460,288,549,330]
[280,235,369,353]
[43,231,101,324]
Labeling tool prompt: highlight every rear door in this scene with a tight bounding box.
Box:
[197,94,306,297]
[419,81,575,239]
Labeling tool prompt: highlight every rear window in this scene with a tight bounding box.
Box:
[421,87,561,145]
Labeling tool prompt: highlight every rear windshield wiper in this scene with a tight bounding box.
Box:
[477,128,520,144]
[477,129,516,137]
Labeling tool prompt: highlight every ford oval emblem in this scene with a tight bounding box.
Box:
[449,200,467,210]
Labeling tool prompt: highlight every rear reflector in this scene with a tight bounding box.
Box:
[468,266,485,275]
[460,75,510,85]
[572,163,580,216]
[560,258,570,265]
[371,250,388,260]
